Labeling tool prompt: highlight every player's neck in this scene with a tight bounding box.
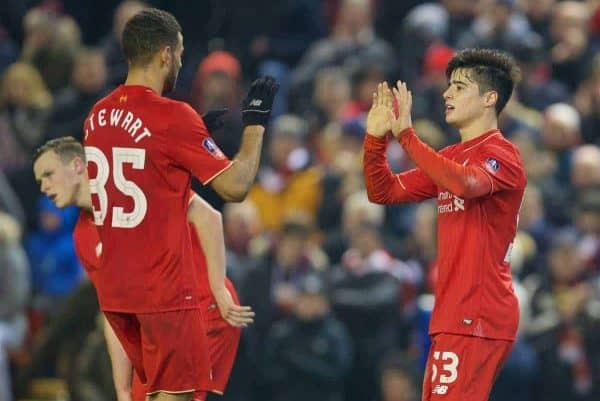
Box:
[458,114,497,143]
[125,66,164,95]
[75,178,93,213]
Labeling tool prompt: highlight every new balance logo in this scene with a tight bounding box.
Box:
[432,385,449,395]
[249,99,262,107]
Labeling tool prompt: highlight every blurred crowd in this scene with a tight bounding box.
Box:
[1,1,600,401]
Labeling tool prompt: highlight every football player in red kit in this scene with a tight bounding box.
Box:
[363,49,526,401]
[33,137,253,401]
[82,8,277,401]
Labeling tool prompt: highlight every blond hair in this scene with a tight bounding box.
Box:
[0,62,52,109]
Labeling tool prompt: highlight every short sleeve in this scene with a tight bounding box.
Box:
[165,102,233,184]
[471,143,526,194]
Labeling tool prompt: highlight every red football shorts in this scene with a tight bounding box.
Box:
[104,308,212,396]
[421,333,513,401]
[130,280,241,401]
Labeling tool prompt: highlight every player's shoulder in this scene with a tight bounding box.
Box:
[89,88,120,112]
[74,210,94,234]
[485,132,523,163]
[170,98,201,118]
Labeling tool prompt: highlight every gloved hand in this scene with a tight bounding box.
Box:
[202,108,228,133]
[241,76,279,126]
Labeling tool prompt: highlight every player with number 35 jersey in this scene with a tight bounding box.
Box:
[83,8,278,398]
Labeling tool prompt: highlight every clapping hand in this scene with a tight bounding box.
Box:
[366,82,394,138]
[391,81,413,137]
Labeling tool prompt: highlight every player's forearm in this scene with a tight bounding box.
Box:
[363,135,415,204]
[398,128,491,198]
[188,198,227,294]
[102,316,133,401]
[222,125,265,201]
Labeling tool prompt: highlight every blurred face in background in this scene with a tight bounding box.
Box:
[114,0,148,43]
[571,146,600,189]
[1,62,51,109]
[314,69,350,121]
[73,49,107,94]
[549,243,585,284]
[512,132,557,182]
[277,231,307,269]
[381,369,418,401]
[541,105,581,150]
[223,201,262,253]
[268,134,303,171]
[200,72,239,110]
[34,151,84,209]
[294,293,329,321]
[523,0,556,22]
[337,0,372,35]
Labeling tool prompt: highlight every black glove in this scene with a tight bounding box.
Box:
[241,76,279,126]
[202,108,229,133]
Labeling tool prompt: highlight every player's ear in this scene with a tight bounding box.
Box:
[484,90,498,109]
[73,156,86,175]
[159,46,171,67]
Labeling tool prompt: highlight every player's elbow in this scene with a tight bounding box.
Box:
[366,189,386,204]
[219,184,249,202]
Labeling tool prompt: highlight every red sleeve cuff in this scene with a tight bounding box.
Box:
[397,128,417,147]
[364,134,388,150]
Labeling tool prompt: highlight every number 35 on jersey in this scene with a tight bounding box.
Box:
[85,146,148,228]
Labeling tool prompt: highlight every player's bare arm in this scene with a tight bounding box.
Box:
[210,76,279,201]
[103,318,133,401]
[187,195,254,327]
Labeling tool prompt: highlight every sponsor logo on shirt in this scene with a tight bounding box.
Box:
[249,99,263,107]
[437,191,465,214]
[202,138,226,160]
[485,158,499,173]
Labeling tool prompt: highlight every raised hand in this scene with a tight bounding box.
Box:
[241,76,279,127]
[366,82,394,138]
[391,81,413,137]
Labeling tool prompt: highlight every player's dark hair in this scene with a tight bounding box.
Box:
[33,136,85,164]
[446,48,521,115]
[122,8,181,67]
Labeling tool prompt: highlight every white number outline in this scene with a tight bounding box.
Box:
[432,351,459,384]
[112,147,147,228]
[85,146,148,228]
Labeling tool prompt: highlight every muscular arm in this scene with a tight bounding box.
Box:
[363,134,437,204]
[103,317,133,401]
[398,128,492,198]
[210,125,265,202]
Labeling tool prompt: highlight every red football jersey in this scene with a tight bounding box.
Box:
[364,130,526,340]
[83,85,232,312]
[73,210,101,286]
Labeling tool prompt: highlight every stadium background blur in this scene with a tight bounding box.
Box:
[1,0,600,401]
